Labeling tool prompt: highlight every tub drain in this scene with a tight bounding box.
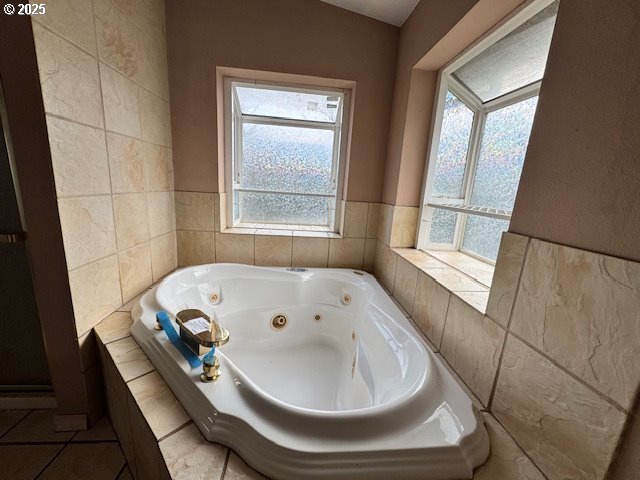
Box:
[271,314,288,329]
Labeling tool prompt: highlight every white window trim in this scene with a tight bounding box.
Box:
[417,0,554,263]
[223,78,350,232]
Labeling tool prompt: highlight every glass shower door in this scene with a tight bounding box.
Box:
[0,90,51,390]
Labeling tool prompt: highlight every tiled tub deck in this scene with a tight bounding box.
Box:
[95,290,546,480]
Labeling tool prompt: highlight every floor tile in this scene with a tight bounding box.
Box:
[117,466,133,479]
[159,423,227,479]
[0,410,74,443]
[0,409,30,438]
[224,452,266,479]
[40,443,125,480]
[0,444,63,480]
[0,395,56,410]
[71,417,117,442]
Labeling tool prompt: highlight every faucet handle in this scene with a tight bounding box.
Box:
[175,308,230,354]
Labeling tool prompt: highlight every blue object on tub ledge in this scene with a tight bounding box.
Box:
[156,311,215,369]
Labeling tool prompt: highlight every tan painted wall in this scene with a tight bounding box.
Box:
[382,0,527,206]
[382,0,479,205]
[167,0,398,202]
[382,0,639,261]
[509,0,640,262]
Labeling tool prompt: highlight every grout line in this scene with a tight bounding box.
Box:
[43,113,171,150]
[67,229,173,275]
[67,252,119,276]
[437,352,487,410]
[409,269,421,324]
[157,420,193,443]
[114,462,127,480]
[485,411,551,480]
[93,25,127,309]
[388,248,398,294]
[480,306,509,331]
[406,316,439,354]
[33,442,67,478]
[124,369,156,385]
[101,333,133,346]
[108,0,163,46]
[219,448,231,480]
[56,189,173,200]
[137,78,171,105]
[252,230,256,266]
[507,330,628,414]
[72,440,121,445]
[437,293,453,352]
[32,21,99,63]
[487,237,531,410]
[0,409,33,441]
[1,439,120,446]
[290,230,294,266]
[505,237,532,332]
[486,333,511,412]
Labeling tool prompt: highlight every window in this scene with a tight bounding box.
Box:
[225,80,348,231]
[419,0,559,263]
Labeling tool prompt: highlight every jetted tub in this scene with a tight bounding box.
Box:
[131,264,489,479]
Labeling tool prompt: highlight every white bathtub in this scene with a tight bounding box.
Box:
[131,264,489,479]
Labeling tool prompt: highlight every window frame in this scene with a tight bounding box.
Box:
[417,0,555,263]
[223,78,350,231]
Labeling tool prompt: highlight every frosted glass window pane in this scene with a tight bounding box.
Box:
[241,123,334,195]
[452,1,558,102]
[232,190,239,222]
[235,86,340,123]
[470,96,538,210]
[432,91,474,198]
[462,215,509,261]
[428,208,458,244]
[239,191,333,226]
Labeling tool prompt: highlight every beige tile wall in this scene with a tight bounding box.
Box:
[175,196,379,271]
[372,229,639,480]
[32,0,176,414]
[376,203,419,248]
[174,199,420,271]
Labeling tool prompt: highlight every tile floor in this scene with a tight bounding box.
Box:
[0,409,131,480]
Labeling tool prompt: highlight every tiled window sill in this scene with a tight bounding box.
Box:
[392,248,491,314]
[222,226,342,239]
[236,222,333,232]
[423,250,494,287]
